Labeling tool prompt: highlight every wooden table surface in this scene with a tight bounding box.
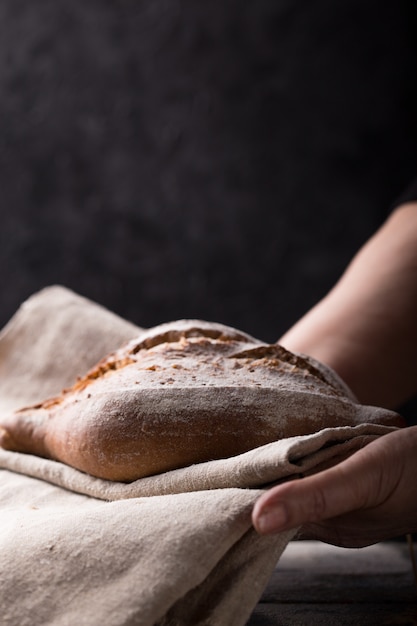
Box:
[247,540,417,625]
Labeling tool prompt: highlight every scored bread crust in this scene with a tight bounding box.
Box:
[0,319,404,481]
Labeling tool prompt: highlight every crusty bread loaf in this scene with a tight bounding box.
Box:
[0,320,404,481]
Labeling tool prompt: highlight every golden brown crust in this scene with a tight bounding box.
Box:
[0,319,404,481]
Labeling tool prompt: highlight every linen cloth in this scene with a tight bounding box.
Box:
[0,286,397,626]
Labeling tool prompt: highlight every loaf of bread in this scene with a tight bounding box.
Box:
[0,319,404,481]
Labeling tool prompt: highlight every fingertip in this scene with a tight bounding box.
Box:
[252,477,327,535]
[253,501,289,535]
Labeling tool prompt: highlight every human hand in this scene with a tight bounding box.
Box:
[252,426,417,548]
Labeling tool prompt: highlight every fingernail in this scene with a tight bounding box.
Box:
[256,503,288,534]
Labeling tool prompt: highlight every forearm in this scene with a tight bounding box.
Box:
[279,203,417,409]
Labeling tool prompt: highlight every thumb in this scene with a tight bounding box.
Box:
[252,448,377,535]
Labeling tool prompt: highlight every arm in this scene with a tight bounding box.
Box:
[279,202,417,409]
[252,202,417,545]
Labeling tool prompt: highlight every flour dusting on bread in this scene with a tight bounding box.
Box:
[0,319,403,481]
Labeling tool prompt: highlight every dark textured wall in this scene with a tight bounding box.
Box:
[1,1,417,342]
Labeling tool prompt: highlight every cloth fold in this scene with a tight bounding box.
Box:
[0,287,398,626]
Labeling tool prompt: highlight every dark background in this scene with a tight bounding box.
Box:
[1,0,417,345]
